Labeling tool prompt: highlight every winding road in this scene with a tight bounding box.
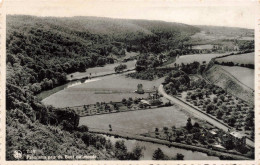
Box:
[158,84,254,148]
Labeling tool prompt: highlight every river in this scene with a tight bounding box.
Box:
[103,135,219,160]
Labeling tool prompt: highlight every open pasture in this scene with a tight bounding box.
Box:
[221,65,254,89]
[79,106,190,134]
[42,74,164,108]
[168,53,226,66]
[215,53,254,65]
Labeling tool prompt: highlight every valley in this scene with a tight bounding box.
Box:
[6,15,255,160]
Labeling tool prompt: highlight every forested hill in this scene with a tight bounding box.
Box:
[6,15,199,160]
[5,15,255,160]
[7,15,199,35]
[6,15,200,92]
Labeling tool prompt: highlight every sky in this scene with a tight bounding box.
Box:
[5,0,257,29]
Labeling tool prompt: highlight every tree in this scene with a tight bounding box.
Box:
[206,103,215,114]
[176,153,184,160]
[163,127,169,133]
[114,140,128,160]
[61,120,74,132]
[213,97,218,103]
[186,118,193,131]
[96,57,106,66]
[190,94,196,100]
[193,122,199,128]
[227,116,236,127]
[127,146,143,160]
[114,64,127,73]
[217,110,223,119]
[152,148,165,160]
[78,125,89,132]
[122,98,127,104]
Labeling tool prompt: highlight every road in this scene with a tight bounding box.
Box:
[158,84,254,148]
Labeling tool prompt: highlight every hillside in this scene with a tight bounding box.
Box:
[6,15,256,160]
[195,25,253,38]
[204,64,254,103]
[191,25,254,47]
[6,15,201,160]
[7,15,199,35]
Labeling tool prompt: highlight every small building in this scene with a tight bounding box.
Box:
[140,100,151,106]
[208,130,217,138]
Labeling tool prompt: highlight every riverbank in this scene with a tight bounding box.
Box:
[88,129,250,160]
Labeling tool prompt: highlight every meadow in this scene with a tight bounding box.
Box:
[42,74,165,108]
[192,44,213,50]
[221,66,254,89]
[215,53,254,65]
[79,106,190,134]
[67,60,136,81]
[170,53,226,65]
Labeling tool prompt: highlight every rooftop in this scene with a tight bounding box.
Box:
[230,131,244,139]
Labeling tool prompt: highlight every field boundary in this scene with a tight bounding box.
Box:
[65,104,172,117]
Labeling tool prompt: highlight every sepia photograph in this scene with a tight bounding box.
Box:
[4,0,256,161]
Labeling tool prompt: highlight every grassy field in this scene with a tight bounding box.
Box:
[169,53,226,65]
[216,53,254,65]
[205,64,254,103]
[192,44,213,50]
[221,66,254,89]
[67,60,136,81]
[79,106,190,134]
[43,74,165,108]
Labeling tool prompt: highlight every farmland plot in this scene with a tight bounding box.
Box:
[221,66,254,89]
[216,53,254,65]
[170,53,226,65]
[42,74,164,107]
[79,106,190,134]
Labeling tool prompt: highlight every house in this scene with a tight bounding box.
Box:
[229,131,246,147]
